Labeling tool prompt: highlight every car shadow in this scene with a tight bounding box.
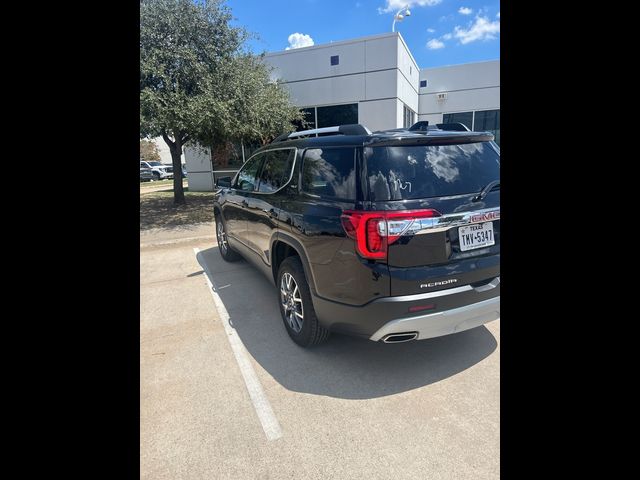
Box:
[195,246,498,400]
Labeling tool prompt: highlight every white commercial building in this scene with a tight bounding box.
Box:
[185,32,499,191]
[418,59,500,145]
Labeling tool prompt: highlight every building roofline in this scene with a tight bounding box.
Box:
[395,32,420,71]
[419,59,500,72]
[265,32,403,57]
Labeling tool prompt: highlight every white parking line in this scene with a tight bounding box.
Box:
[193,247,283,441]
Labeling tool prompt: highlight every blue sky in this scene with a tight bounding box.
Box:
[226,0,500,68]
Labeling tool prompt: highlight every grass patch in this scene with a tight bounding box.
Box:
[140,190,215,230]
[140,179,186,188]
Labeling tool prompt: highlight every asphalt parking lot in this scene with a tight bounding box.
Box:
[140,228,500,479]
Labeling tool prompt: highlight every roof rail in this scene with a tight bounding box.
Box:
[408,121,471,132]
[274,124,372,142]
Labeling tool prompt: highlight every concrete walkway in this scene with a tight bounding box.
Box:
[140,222,215,248]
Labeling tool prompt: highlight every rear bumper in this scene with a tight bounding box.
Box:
[369,296,500,341]
[312,276,500,340]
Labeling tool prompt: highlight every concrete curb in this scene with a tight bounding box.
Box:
[140,234,216,248]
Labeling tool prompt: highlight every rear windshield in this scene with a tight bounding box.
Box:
[364,142,500,201]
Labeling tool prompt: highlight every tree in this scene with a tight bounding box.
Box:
[221,54,305,146]
[139,139,161,163]
[140,0,303,204]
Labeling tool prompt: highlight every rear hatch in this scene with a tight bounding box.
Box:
[357,136,500,296]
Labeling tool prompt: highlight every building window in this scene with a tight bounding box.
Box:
[410,66,412,75]
[473,109,500,146]
[296,104,359,130]
[330,55,339,66]
[420,80,427,88]
[443,111,473,131]
[316,103,358,128]
[294,107,317,132]
[403,104,416,128]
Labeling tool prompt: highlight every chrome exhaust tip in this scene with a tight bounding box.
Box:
[381,332,419,343]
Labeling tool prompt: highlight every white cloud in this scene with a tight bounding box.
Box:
[427,28,436,33]
[426,38,445,49]
[380,0,442,14]
[453,15,500,44]
[285,33,314,50]
[442,33,452,40]
[458,7,473,15]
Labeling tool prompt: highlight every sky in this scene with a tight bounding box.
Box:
[226,0,500,68]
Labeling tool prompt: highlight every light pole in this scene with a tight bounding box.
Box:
[392,5,411,32]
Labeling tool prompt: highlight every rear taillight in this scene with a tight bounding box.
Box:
[340,209,442,260]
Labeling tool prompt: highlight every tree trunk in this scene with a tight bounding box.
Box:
[161,131,186,205]
[170,141,185,205]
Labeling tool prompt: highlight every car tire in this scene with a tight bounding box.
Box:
[277,256,330,347]
[152,172,161,181]
[215,215,241,262]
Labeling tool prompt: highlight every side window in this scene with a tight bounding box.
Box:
[234,154,264,192]
[301,147,356,200]
[257,150,294,193]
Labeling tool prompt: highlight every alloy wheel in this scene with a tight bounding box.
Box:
[280,272,304,333]
[216,220,228,254]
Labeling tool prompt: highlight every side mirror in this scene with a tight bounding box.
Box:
[216,176,232,188]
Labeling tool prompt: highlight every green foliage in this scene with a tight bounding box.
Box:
[140,0,303,148]
[140,139,161,162]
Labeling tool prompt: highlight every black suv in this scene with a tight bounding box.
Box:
[213,123,500,347]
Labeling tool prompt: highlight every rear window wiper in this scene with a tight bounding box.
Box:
[472,180,500,202]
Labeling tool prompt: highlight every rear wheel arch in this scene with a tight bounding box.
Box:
[271,236,316,294]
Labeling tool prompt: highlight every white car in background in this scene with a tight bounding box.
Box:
[140,161,173,181]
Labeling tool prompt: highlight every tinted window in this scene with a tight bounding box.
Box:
[330,55,339,66]
[302,148,356,200]
[293,107,316,132]
[474,109,500,146]
[234,154,264,192]
[420,80,427,88]
[316,104,358,128]
[403,105,415,128]
[443,112,473,131]
[257,150,294,193]
[365,143,500,201]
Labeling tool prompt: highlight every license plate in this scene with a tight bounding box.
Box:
[459,222,495,251]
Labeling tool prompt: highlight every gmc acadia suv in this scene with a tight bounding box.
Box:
[212,123,500,347]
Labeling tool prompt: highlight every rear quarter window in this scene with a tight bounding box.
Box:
[365,142,500,201]
[301,147,356,200]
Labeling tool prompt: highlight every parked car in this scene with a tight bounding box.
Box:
[140,161,173,181]
[213,122,500,347]
[140,167,154,182]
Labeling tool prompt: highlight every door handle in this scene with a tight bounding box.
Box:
[268,208,278,218]
[242,200,249,208]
